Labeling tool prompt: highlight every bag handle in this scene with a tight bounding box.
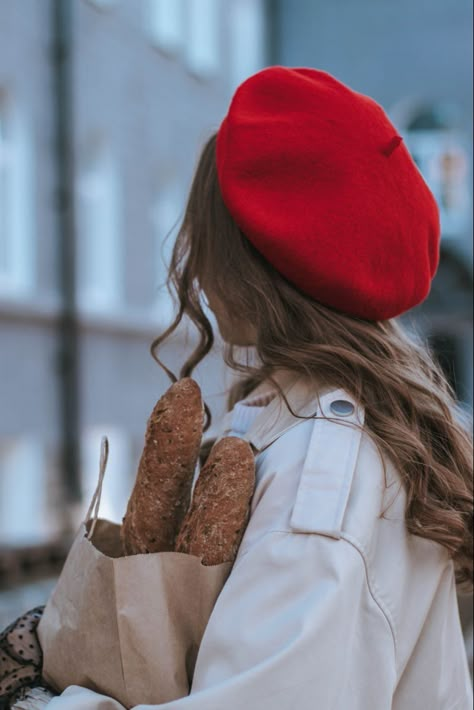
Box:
[84,436,109,540]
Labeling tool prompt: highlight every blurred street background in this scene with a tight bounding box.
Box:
[0,0,472,677]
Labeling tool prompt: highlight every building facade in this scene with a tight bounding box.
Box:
[0,0,267,545]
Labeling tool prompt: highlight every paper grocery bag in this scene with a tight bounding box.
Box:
[37,438,232,709]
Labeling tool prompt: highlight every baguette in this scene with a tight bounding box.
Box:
[121,377,204,555]
[175,436,256,565]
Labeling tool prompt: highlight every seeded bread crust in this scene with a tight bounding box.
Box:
[175,436,256,565]
[121,378,204,555]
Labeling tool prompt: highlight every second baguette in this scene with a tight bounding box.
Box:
[175,436,256,565]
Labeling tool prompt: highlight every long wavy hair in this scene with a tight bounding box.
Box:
[151,133,473,593]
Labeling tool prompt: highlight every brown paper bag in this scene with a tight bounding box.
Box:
[37,438,232,709]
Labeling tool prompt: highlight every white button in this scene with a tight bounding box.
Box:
[330,399,355,416]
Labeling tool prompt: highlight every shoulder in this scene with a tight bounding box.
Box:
[256,391,391,541]
[232,383,388,557]
[235,381,381,533]
[240,379,450,579]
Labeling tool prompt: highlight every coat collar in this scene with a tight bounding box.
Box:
[218,369,365,454]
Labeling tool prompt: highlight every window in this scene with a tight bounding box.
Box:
[0,437,49,545]
[0,91,34,296]
[81,427,132,525]
[148,0,184,54]
[85,0,118,9]
[404,131,471,238]
[150,179,219,332]
[395,103,472,239]
[76,138,122,313]
[0,103,10,280]
[151,181,184,323]
[186,0,220,78]
[229,0,266,90]
[147,0,221,79]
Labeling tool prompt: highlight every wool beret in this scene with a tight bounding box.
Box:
[216,66,440,321]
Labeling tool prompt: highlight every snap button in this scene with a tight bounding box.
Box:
[329,399,355,417]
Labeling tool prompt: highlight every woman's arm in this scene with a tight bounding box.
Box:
[45,529,396,710]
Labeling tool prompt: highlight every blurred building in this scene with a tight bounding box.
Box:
[0,0,267,548]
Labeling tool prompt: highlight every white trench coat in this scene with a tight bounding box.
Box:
[45,370,472,710]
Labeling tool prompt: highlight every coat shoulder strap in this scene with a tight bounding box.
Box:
[289,389,365,539]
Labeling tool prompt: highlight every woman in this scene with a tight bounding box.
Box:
[6,66,474,709]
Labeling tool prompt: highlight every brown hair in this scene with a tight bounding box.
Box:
[151,133,473,593]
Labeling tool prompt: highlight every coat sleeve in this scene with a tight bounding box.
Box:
[45,529,396,710]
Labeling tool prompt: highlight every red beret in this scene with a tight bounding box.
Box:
[216,66,440,321]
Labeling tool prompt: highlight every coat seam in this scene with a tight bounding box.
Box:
[340,531,398,659]
[235,528,398,664]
